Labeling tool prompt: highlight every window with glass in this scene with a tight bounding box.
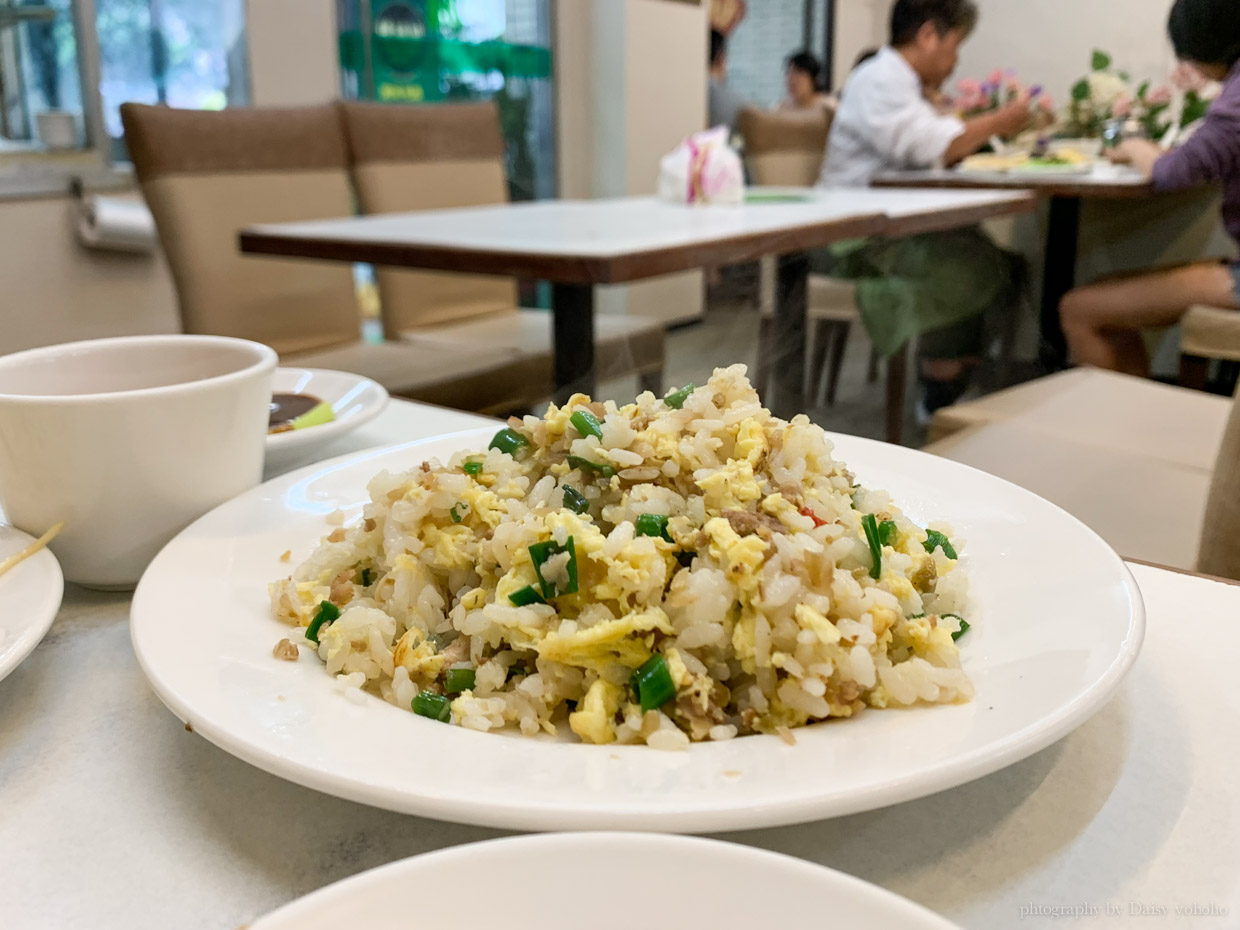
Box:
[0,0,247,166]
[337,0,555,202]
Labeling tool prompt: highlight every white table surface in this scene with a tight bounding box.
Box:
[4,399,1237,930]
[874,164,1151,193]
[242,189,1033,260]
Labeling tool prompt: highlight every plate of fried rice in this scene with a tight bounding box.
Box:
[131,366,1144,832]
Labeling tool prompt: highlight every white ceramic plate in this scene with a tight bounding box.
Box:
[0,525,64,682]
[265,368,389,472]
[251,833,961,930]
[131,427,1144,833]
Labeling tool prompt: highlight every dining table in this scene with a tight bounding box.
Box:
[3,397,1238,930]
[238,188,1033,418]
[871,165,1166,371]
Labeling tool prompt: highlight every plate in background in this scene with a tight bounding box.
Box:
[265,368,388,472]
[250,833,962,930]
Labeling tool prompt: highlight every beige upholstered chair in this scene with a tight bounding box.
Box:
[1179,304,1240,390]
[1198,382,1240,579]
[339,100,665,395]
[739,106,886,418]
[924,368,1239,575]
[120,102,533,414]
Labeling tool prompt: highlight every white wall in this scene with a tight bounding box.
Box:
[557,0,708,326]
[956,0,1177,103]
[832,0,886,90]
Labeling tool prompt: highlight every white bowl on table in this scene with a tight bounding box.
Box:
[265,368,389,472]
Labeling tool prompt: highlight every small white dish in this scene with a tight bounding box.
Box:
[265,369,389,472]
[131,427,1145,833]
[250,833,962,930]
[0,525,64,683]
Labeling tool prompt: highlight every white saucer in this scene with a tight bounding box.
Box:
[265,368,389,472]
[0,525,64,682]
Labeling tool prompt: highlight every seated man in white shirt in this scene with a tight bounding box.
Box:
[818,0,1030,415]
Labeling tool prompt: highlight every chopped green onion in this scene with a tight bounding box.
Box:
[567,455,616,479]
[305,600,340,644]
[489,427,530,457]
[675,550,697,568]
[663,383,696,409]
[506,663,527,680]
[860,513,883,580]
[561,485,590,515]
[450,502,468,524]
[635,513,672,542]
[508,585,546,607]
[462,460,484,476]
[444,665,476,694]
[570,409,604,440]
[412,692,452,722]
[631,654,677,713]
[878,520,899,547]
[529,537,579,599]
[946,614,971,642]
[910,612,926,619]
[923,530,958,560]
[359,567,374,587]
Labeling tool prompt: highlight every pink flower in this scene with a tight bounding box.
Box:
[989,69,1005,85]
[1146,85,1173,106]
[1112,93,1133,118]
[1038,95,1056,112]
[957,77,981,95]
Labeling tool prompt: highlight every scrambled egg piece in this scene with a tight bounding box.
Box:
[735,419,767,465]
[537,607,674,670]
[696,459,762,511]
[704,517,767,594]
[569,678,624,744]
[393,627,447,684]
[795,603,842,645]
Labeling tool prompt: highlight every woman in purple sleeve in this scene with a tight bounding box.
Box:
[1059,0,1240,376]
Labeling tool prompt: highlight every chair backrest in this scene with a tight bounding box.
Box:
[739,107,831,188]
[121,103,361,357]
[1198,384,1240,580]
[340,101,517,333]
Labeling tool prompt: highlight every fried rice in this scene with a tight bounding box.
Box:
[269,365,972,749]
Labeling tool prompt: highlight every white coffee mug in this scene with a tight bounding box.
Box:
[0,335,277,588]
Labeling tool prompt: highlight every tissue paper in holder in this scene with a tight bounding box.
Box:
[657,126,744,206]
[75,195,157,254]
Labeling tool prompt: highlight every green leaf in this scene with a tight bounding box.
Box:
[923,530,958,561]
[1136,79,1150,100]
[861,513,883,580]
[1071,78,1090,102]
[1091,49,1112,71]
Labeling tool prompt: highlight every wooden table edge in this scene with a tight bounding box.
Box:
[882,192,1036,237]
[239,212,889,285]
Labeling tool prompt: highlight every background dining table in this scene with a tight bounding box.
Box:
[871,166,1168,371]
[238,188,1033,418]
[2,398,1237,930]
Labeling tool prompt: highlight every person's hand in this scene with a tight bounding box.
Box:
[992,101,1032,139]
[1108,138,1162,176]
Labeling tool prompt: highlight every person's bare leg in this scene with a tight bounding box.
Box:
[1060,263,1238,376]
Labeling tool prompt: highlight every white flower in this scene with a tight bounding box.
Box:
[1088,71,1132,107]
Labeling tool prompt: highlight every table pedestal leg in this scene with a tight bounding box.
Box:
[1039,195,1081,371]
[552,283,597,405]
[770,252,810,419]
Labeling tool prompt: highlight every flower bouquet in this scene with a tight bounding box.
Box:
[1064,50,1133,138]
[953,70,1055,120]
